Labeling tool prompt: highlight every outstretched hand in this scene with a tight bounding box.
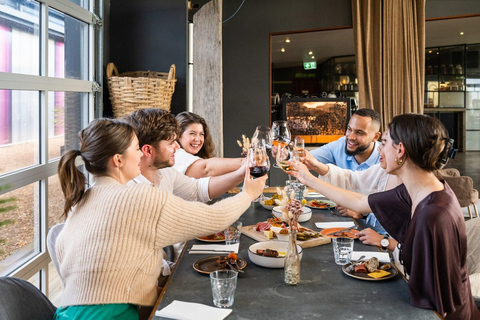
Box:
[242,165,268,201]
[286,160,315,186]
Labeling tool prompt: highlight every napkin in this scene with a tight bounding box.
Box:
[315,222,355,229]
[351,251,390,263]
[306,192,324,197]
[155,300,232,320]
[188,243,239,255]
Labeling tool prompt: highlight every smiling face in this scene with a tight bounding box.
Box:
[344,115,380,156]
[120,134,143,181]
[178,123,205,155]
[378,130,403,174]
[153,136,180,168]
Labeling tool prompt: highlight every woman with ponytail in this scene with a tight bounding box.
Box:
[54,118,266,320]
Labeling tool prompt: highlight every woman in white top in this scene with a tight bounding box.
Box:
[174,111,244,178]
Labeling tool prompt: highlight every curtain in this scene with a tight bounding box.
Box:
[352,0,425,130]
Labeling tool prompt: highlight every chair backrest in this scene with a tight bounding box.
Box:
[47,223,65,285]
[441,175,478,207]
[0,277,56,320]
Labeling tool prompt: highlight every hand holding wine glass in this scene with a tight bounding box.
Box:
[247,141,270,178]
[292,136,305,162]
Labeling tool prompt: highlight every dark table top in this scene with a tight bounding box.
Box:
[153,196,438,320]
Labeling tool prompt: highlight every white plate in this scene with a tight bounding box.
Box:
[272,206,312,222]
[259,197,276,210]
[306,199,337,210]
[248,241,303,268]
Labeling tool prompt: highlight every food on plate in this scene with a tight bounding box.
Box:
[216,252,243,272]
[364,257,380,273]
[307,199,330,208]
[255,249,285,258]
[367,270,391,279]
[263,193,282,206]
[278,228,289,235]
[354,264,367,273]
[380,264,391,271]
[256,221,272,232]
[264,230,274,239]
[198,232,225,241]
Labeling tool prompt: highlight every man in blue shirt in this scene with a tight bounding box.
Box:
[309,108,381,171]
[307,108,385,234]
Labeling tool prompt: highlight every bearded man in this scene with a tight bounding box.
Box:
[309,108,381,171]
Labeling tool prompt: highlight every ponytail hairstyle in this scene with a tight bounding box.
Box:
[175,111,215,159]
[388,113,451,172]
[57,118,135,217]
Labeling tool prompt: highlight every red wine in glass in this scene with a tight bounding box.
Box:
[250,165,270,178]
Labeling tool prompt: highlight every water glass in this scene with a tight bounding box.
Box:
[210,270,238,308]
[224,221,242,245]
[332,237,354,265]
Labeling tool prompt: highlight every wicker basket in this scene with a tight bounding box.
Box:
[106,62,176,118]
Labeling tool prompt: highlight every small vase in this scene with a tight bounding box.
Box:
[284,229,300,285]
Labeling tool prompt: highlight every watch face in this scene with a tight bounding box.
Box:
[381,238,389,247]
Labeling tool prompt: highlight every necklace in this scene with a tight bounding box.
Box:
[411,183,430,213]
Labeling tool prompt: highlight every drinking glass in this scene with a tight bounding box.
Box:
[210,270,238,308]
[247,142,270,179]
[292,136,306,162]
[224,221,243,245]
[251,125,272,151]
[270,121,291,168]
[276,141,293,184]
[332,237,354,265]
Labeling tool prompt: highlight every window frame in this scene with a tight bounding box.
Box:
[0,0,102,296]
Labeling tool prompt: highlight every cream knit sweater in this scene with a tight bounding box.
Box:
[56,176,251,307]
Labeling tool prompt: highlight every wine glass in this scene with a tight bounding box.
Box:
[270,121,291,168]
[247,140,270,201]
[251,125,272,151]
[292,136,305,162]
[275,141,293,184]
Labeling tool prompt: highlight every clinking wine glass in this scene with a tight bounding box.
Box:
[251,125,272,151]
[247,141,270,201]
[275,141,293,184]
[270,121,291,168]
[292,136,305,162]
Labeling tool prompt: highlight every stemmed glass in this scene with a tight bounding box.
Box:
[275,141,292,184]
[251,125,272,151]
[292,136,305,163]
[270,121,291,168]
[247,139,270,201]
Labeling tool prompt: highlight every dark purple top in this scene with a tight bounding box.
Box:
[369,182,480,319]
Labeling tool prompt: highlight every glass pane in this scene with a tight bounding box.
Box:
[48,261,63,306]
[466,109,480,130]
[466,131,480,151]
[48,91,87,161]
[0,182,39,274]
[67,0,89,10]
[48,175,65,229]
[48,9,88,80]
[0,90,39,176]
[438,92,464,108]
[27,271,40,289]
[0,1,40,76]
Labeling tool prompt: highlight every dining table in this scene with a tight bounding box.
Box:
[151,193,439,320]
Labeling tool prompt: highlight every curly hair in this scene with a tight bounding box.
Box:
[122,109,179,148]
[175,111,215,159]
[388,113,450,171]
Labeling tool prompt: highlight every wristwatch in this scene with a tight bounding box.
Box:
[361,212,369,219]
[380,236,390,251]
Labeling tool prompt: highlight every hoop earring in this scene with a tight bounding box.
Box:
[395,157,404,166]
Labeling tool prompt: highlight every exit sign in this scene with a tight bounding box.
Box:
[304,62,317,70]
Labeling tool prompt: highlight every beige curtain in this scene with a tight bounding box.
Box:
[352,0,425,130]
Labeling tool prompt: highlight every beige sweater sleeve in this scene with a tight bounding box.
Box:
[135,185,252,248]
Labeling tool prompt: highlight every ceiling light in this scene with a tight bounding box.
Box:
[460,31,464,35]
[308,51,313,55]
[311,56,315,59]
[285,38,290,43]
[428,50,432,53]
[281,48,285,52]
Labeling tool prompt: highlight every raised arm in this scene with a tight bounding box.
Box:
[287,160,371,214]
[185,157,245,179]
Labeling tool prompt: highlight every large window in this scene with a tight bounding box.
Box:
[0,0,101,297]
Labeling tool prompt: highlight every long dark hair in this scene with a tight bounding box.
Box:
[388,113,449,171]
[175,111,215,158]
[57,118,135,217]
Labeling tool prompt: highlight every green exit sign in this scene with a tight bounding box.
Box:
[304,62,317,70]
